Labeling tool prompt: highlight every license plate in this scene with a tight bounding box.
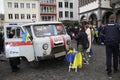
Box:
[54,51,66,58]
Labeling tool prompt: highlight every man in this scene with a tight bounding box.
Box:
[8,30,21,72]
[0,32,3,54]
[101,14,120,76]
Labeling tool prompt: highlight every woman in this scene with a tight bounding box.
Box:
[85,23,92,58]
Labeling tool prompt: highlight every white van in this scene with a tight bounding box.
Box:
[4,21,71,62]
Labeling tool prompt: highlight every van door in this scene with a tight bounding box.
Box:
[5,26,35,62]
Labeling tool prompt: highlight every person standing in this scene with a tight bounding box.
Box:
[0,32,3,54]
[8,30,21,72]
[85,22,92,58]
[101,14,120,76]
[72,25,89,64]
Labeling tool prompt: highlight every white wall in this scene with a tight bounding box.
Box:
[79,0,99,14]
[73,0,78,20]
[56,0,78,21]
[4,0,40,23]
[101,0,111,8]
[0,0,4,14]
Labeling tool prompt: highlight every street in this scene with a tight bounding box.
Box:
[0,40,120,80]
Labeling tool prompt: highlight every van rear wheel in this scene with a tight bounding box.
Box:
[29,61,39,68]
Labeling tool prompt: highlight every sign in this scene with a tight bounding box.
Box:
[54,36,63,44]
[8,47,20,57]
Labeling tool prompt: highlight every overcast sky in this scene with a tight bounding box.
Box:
[0,0,4,14]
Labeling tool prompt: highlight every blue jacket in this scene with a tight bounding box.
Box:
[101,21,120,45]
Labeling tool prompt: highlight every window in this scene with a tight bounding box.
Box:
[14,3,18,8]
[8,14,13,19]
[27,14,31,19]
[65,11,69,18]
[46,0,49,3]
[59,2,62,8]
[48,16,51,21]
[50,0,54,4]
[65,2,68,8]
[33,24,66,37]
[26,3,30,8]
[8,2,12,8]
[32,14,36,18]
[70,3,73,8]
[47,7,49,12]
[50,7,54,12]
[20,3,24,8]
[32,3,36,8]
[41,16,54,21]
[42,16,44,21]
[21,14,25,19]
[44,16,47,21]
[7,27,23,38]
[15,14,19,19]
[44,7,46,12]
[70,12,73,18]
[59,11,63,18]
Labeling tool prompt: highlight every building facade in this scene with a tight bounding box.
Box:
[56,0,78,21]
[4,0,40,25]
[56,0,79,26]
[78,0,113,27]
[0,14,4,31]
[40,0,57,21]
[111,0,120,23]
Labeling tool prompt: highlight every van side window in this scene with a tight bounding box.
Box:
[7,27,23,38]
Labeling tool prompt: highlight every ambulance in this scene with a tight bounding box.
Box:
[4,21,71,63]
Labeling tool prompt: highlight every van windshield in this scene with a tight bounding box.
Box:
[33,24,66,37]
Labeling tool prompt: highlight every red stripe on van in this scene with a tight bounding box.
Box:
[5,41,32,46]
[62,36,66,45]
[49,37,54,48]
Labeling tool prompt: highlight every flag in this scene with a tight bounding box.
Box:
[66,49,76,63]
[66,52,76,63]
[72,52,82,69]
[22,29,30,43]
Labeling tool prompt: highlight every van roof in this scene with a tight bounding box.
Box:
[21,21,62,26]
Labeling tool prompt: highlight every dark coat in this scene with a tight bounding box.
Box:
[74,30,89,49]
[0,32,4,51]
[101,21,120,45]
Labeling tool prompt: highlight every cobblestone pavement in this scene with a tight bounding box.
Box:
[0,40,120,80]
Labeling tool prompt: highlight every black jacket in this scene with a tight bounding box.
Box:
[0,32,4,51]
[101,21,120,45]
[74,30,89,49]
